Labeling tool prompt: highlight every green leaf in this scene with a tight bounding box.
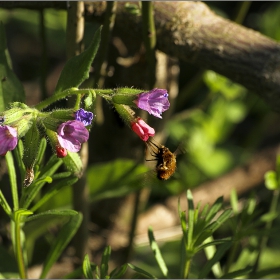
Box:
[202,209,233,234]
[40,213,83,279]
[0,22,25,112]
[264,170,279,190]
[62,151,83,178]
[187,190,194,249]
[20,155,63,208]
[0,190,12,216]
[109,264,128,279]
[22,120,41,186]
[5,151,19,210]
[83,254,94,279]
[148,227,169,278]
[128,263,157,279]
[55,26,102,93]
[100,246,111,279]
[25,209,78,223]
[36,138,47,167]
[196,237,232,252]
[205,196,223,223]
[199,241,232,278]
[30,176,78,212]
[220,266,252,279]
[230,188,239,214]
[178,198,187,245]
[24,212,76,251]
[84,90,96,111]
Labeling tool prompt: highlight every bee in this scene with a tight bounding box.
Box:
[145,138,179,180]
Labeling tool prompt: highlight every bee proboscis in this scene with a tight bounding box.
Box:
[145,138,179,181]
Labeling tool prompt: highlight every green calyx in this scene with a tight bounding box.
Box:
[111,88,143,106]
[114,104,136,125]
[38,109,75,132]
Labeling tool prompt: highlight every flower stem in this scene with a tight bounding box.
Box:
[34,88,113,111]
[14,220,27,279]
[184,258,191,278]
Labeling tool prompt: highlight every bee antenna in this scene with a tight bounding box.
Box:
[147,138,160,149]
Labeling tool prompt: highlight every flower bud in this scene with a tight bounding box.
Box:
[113,104,136,125]
[2,107,33,125]
[131,117,155,141]
[56,146,68,158]
[112,88,143,106]
[49,109,75,121]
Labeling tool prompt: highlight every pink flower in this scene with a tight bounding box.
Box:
[0,125,18,155]
[131,118,155,141]
[57,120,89,152]
[135,88,170,118]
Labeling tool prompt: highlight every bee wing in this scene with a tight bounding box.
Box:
[173,142,187,157]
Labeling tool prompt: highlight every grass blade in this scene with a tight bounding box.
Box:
[148,227,169,278]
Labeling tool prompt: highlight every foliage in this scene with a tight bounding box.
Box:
[0,2,280,279]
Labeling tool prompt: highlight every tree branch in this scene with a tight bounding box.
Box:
[1,2,280,111]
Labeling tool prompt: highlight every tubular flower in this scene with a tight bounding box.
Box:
[131,118,155,141]
[74,108,94,126]
[0,125,18,155]
[57,120,89,152]
[134,88,170,118]
[56,146,68,158]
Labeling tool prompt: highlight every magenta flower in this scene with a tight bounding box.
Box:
[74,108,94,126]
[0,125,18,155]
[57,120,89,152]
[135,88,170,118]
[131,118,155,141]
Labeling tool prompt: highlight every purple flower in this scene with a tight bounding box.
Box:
[74,108,94,126]
[135,88,170,119]
[57,120,89,152]
[0,125,18,155]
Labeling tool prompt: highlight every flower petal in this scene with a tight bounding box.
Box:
[57,120,89,152]
[0,126,18,155]
[136,88,170,118]
[131,118,155,141]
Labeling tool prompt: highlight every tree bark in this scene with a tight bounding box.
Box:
[1,2,280,111]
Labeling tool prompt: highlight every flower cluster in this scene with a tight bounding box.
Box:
[55,109,93,157]
[113,88,170,142]
[0,87,170,182]
[0,106,94,159]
